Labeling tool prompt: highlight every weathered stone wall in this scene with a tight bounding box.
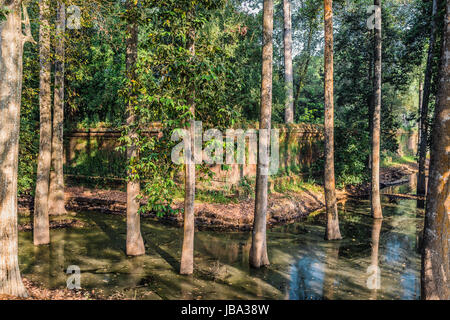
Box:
[65,126,415,186]
[64,124,324,184]
[397,129,418,157]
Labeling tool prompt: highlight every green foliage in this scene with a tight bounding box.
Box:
[19,1,40,195]
[16,0,441,202]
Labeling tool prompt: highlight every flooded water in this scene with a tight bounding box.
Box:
[18,181,424,300]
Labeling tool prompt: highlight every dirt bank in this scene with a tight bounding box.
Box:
[18,163,417,231]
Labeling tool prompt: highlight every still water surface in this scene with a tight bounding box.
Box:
[18,182,424,299]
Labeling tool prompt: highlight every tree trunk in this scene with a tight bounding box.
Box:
[283,0,294,124]
[417,80,423,154]
[49,1,66,216]
[180,21,196,275]
[323,0,342,240]
[125,0,144,257]
[250,0,273,268]
[421,0,449,300]
[371,0,383,219]
[34,0,52,245]
[180,115,196,275]
[417,0,438,201]
[0,0,34,298]
[368,28,374,170]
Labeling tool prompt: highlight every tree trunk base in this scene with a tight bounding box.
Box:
[126,235,145,256]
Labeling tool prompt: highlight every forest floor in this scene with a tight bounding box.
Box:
[0,278,131,300]
[0,279,95,300]
[18,160,419,231]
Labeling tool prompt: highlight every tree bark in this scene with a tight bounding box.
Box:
[417,80,423,154]
[49,1,66,216]
[180,19,196,275]
[371,0,383,219]
[421,0,449,300]
[323,0,342,240]
[368,28,374,170]
[283,0,294,124]
[250,0,273,268]
[417,0,438,201]
[34,0,52,245]
[0,0,34,298]
[125,0,144,257]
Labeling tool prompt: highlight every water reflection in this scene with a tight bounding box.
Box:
[288,243,325,300]
[368,219,382,300]
[18,195,422,300]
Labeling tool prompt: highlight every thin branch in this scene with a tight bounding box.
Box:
[22,2,36,44]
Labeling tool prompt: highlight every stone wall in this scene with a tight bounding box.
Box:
[64,124,324,185]
[64,126,416,187]
[397,129,418,157]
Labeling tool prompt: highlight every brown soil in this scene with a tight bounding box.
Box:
[0,278,95,300]
[18,219,87,232]
[345,162,418,196]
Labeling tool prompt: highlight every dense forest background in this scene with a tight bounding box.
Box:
[18,0,443,195]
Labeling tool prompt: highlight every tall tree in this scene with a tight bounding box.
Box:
[421,0,449,300]
[0,0,34,297]
[49,1,66,215]
[180,11,197,275]
[283,0,294,123]
[323,0,342,240]
[417,79,423,151]
[125,0,145,256]
[371,0,383,219]
[34,0,52,245]
[417,0,438,202]
[250,0,273,268]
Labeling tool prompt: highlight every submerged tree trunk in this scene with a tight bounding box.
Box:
[421,0,449,300]
[250,0,273,268]
[34,0,52,245]
[323,0,342,240]
[283,0,294,124]
[125,0,144,256]
[49,1,66,216]
[417,0,438,201]
[0,0,34,297]
[371,0,383,219]
[180,22,197,275]
[369,218,382,299]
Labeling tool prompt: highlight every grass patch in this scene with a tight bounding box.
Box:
[274,178,322,194]
[382,154,416,168]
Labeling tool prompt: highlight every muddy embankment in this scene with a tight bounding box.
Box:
[18,163,418,231]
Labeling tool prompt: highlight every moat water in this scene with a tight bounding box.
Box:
[18,179,423,299]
